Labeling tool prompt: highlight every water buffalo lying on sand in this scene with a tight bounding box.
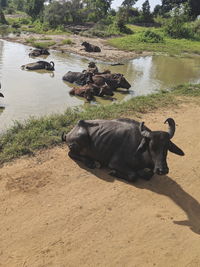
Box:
[21,61,55,71]
[81,41,101,52]
[70,83,114,101]
[92,73,131,91]
[29,48,50,57]
[63,71,92,86]
[62,118,184,182]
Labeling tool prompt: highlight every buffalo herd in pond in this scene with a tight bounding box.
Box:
[2,42,184,182]
[20,44,131,102]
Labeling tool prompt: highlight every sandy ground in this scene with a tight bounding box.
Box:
[2,33,151,62]
[0,99,200,266]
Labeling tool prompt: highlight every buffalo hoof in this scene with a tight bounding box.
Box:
[94,161,101,169]
[127,173,138,183]
[85,160,98,169]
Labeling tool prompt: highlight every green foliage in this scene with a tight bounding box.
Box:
[164,16,191,38]
[115,17,133,33]
[25,0,44,19]
[43,2,71,28]
[25,36,36,43]
[84,0,113,22]
[0,9,7,24]
[62,39,73,45]
[108,25,200,55]
[0,0,8,8]
[141,0,153,22]
[121,0,137,7]
[31,41,56,49]
[138,30,164,43]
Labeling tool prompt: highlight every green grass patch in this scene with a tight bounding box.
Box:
[61,38,73,45]
[25,37,37,43]
[31,41,56,49]
[39,36,52,41]
[108,25,200,55]
[0,83,200,164]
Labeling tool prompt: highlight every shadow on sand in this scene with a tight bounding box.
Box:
[74,159,200,235]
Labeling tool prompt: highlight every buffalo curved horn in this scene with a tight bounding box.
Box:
[139,122,151,138]
[61,132,67,142]
[50,61,55,68]
[164,118,175,139]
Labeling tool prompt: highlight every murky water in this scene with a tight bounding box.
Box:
[0,39,200,132]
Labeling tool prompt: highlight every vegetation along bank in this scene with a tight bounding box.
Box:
[0,83,200,165]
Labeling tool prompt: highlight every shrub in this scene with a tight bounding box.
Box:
[31,41,56,49]
[164,16,191,39]
[138,30,164,43]
[62,39,73,45]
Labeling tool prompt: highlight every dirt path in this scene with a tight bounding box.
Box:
[0,100,200,267]
[2,33,151,62]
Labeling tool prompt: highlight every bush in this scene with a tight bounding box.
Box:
[138,30,164,43]
[31,41,56,49]
[164,16,191,39]
[62,39,73,45]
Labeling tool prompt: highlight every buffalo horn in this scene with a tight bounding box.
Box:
[164,118,175,139]
[61,132,66,142]
[140,122,151,138]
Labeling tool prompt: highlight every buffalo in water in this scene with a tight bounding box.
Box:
[21,61,55,71]
[29,48,50,57]
[81,41,101,52]
[62,71,92,86]
[69,82,114,101]
[62,118,184,182]
[91,73,131,91]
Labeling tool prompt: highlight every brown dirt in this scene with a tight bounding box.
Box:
[0,100,200,266]
[2,33,151,62]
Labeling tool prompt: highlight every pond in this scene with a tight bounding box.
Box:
[0,39,200,132]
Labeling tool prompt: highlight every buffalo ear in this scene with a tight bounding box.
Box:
[136,138,148,154]
[169,141,184,156]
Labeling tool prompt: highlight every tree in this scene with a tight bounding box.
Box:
[69,0,84,23]
[0,9,7,24]
[153,4,162,16]
[0,0,8,8]
[188,0,200,17]
[25,0,45,19]
[120,0,138,22]
[121,0,136,7]
[44,2,71,27]
[142,0,153,22]
[83,0,113,21]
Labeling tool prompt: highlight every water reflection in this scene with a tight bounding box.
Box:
[0,39,199,132]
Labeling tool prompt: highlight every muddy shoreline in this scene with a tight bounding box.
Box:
[1,33,152,62]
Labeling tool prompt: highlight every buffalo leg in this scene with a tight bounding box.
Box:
[108,159,138,183]
[137,169,154,180]
[68,151,99,169]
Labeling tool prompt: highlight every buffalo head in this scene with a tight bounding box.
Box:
[117,74,131,89]
[81,41,89,47]
[98,84,114,97]
[137,118,184,175]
